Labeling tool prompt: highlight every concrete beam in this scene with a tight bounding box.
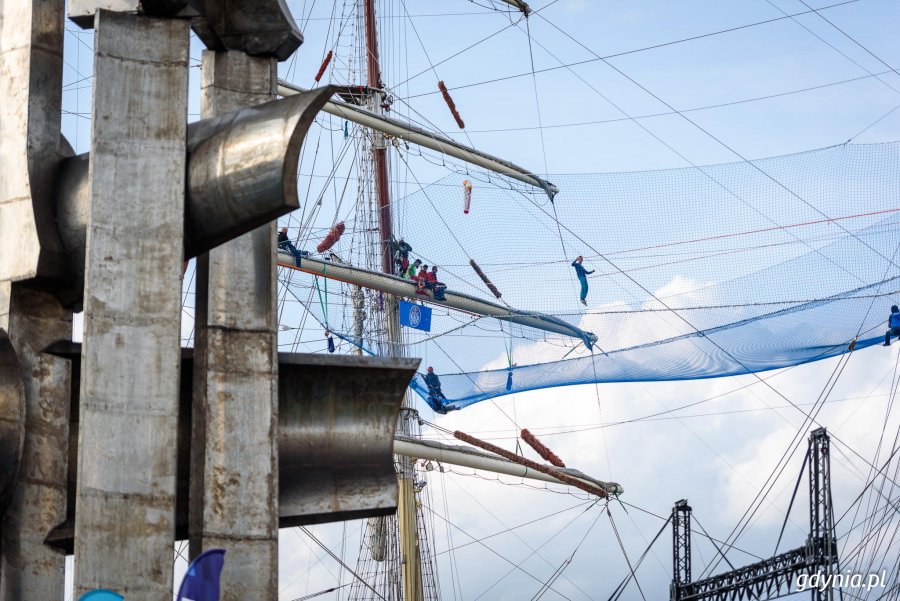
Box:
[190,0,302,61]
[67,1,191,28]
[189,49,280,600]
[74,11,189,598]
[40,347,419,551]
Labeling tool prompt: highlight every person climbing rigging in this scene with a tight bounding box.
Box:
[571,256,594,305]
[884,305,900,346]
[389,237,412,276]
[422,366,446,412]
[277,227,307,266]
[399,255,410,277]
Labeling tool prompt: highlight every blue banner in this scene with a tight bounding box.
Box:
[177,549,226,601]
[399,301,431,332]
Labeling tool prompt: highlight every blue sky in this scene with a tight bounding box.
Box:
[59,1,900,599]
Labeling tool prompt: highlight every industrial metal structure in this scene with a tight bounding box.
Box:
[670,428,839,601]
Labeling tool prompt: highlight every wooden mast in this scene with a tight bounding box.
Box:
[363,1,424,599]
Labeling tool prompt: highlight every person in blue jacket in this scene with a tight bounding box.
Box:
[421,366,447,412]
[884,305,900,346]
[277,226,307,266]
[571,256,594,305]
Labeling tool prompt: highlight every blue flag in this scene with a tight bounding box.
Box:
[177,549,226,601]
[399,301,431,332]
[79,592,123,601]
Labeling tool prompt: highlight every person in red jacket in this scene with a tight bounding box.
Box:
[427,266,447,301]
[417,264,429,283]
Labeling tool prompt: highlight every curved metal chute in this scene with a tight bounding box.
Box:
[278,253,598,348]
[52,87,336,304]
[185,86,336,256]
[0,330,25,518]
[278,352,418,526]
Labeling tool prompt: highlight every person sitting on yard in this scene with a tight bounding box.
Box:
[415,277,429,296]
[884,305,900,346]
[417,264,429,283]
[277,226,307,266]
[406,259,422,280]
[428,266,447,301]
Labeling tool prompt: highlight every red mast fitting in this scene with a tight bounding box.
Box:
[521,429,566,467]
[438,80,466,129]
[314,50,333,82]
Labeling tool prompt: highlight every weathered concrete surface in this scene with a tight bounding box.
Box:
[0,0,67,285]
[191,0,302,61]
[0,286,71,600]
[68,0,190,28]
[74,11,189,599]
[0,285,25,522]
[189,50,280,600]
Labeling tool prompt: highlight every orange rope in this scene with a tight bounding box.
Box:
[521,428,566,467]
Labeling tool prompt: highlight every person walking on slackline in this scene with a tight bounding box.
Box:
[571,256,594,305]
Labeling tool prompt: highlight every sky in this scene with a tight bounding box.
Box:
[58,0,900,599]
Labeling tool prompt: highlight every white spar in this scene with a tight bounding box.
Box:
[277,81,557,199]
[278,252,597,347]
[393,436,622,497]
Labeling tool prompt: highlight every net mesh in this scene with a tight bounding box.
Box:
[279,141,900,410]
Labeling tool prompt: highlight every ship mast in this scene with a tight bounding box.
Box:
[363,1,424,599]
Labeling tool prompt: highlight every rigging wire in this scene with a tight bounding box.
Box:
[607,504,648,601]
[534,11,900,274]
[401,0,862,99]
[298,526,388,601]
[607,513,671,601]
[529,501,604,601]
[424,503,580,601]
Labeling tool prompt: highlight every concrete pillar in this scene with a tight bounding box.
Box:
[74,11,189,598]
[0,1,71,597]
[0,286,71,600]
[189,50,279,599]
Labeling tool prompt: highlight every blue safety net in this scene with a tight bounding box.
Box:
[278,142,900,411]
